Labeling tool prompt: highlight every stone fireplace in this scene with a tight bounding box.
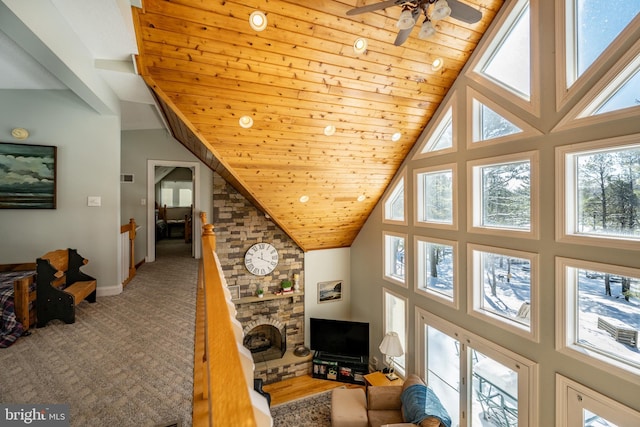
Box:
[243,317,286,362]
[234,293,310,384]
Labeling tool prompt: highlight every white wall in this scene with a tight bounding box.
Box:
[0,89,120,291]
[303,248,352,346]
[120,129,213,261]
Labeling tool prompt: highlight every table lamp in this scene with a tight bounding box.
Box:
[379,331,403,380]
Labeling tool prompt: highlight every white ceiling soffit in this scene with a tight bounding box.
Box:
[0,29,64,89]
[0,0,164,129]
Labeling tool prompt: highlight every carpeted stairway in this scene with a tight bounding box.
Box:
[0,239,197,426]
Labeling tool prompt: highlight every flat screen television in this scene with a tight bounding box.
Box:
[310,317,369,358]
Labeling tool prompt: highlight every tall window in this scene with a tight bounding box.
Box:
[383,288,407,377]
[415,164,457,230]
[417,308,538,427]
[468,152,539,239]
[469,244,539,341]
[384,232,407,286]
[556,257,640,379]
[415,236,458,307]
[479,2,530,100]
[565,0,640,88]
[556,135,640,249]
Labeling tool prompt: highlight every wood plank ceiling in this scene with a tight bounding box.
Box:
[132,0,503,251]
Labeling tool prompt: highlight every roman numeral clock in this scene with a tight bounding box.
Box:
[244,243,279,276]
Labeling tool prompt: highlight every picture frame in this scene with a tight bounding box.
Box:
[318,280,343,303]
[0,142,57,209]
[228,285,240,300]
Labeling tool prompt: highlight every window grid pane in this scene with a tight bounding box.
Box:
[480,161,531,230]
[481,4,531,99]
[417,240,454,299]
[575,147,640,239]
[478,251,532,327]
[472,351,519,427]
[422,171,453,223]
[385,292,406,373]
[574,267,640,370]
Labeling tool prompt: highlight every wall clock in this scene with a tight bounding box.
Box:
[244,243,278,276]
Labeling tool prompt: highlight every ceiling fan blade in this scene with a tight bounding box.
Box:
[393,8,420,46]
[346,0,407,16]
[394,27,413,46]
[448,0,483,24]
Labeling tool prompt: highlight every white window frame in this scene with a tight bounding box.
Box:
[555,1,640,111]
[556,374,640,427]
[553,37,640,132]
[468,243,539,342]
[467,151,539,239]
[383,231,407,287]
[555,257,640,380]
[416,307,539,427]
[415,163,458,230]
[555,134,640,250]
[466,88,541,148]
[468,0,541,116]
[383,168,407,226]
[414,235,459,309]
[383,287,408,378]
[413,94,458,160]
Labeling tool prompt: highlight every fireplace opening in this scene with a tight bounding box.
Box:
[243,324,286,362]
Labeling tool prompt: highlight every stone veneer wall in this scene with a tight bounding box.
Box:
[212,172,308,382]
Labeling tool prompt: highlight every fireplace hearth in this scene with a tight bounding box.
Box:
[243,321,286,362]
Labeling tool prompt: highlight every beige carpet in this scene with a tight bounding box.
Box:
[270,388,337,427]
[0,239,197,427]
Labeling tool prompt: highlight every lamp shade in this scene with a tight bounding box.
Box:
[431,0,452,21]
[396,9,416,30]
[379,331,404,357]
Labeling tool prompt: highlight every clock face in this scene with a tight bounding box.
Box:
[244,243,279,276]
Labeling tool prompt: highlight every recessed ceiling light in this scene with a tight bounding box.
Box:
[431,57,444,71]
[299,195,309,203]
[353,38,368,54]
[249,11,267,32]
[324,125,336,136]
[239,116,254,128]
[391,132,402,142]
[357,194,366,202]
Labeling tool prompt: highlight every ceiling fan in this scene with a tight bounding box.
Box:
[347,0,483,46]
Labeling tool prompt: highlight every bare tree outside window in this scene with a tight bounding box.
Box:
[576,147,640,237]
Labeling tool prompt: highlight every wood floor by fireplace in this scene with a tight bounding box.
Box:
[243,324,286,362]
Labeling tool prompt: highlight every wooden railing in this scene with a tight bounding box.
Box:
[193,213,271,426]
[120,218,137,286]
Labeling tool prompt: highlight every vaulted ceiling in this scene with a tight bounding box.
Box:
[131,0,504,251]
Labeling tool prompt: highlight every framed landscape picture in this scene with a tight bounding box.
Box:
[0,142,57,209]
[318,280,343,303]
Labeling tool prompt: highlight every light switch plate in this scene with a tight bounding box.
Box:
[88,196,101,207]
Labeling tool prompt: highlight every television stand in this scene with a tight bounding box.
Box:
[312,351,368,384]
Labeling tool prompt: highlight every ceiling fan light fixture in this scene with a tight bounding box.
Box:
[249,11,267,32]
[418,19,436,39]
[431,0,451,21]
[239,115,254,128]
[396,7,416,30]
[431,57,444,71]
[391,132,402,142]
[353,38,368,54]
